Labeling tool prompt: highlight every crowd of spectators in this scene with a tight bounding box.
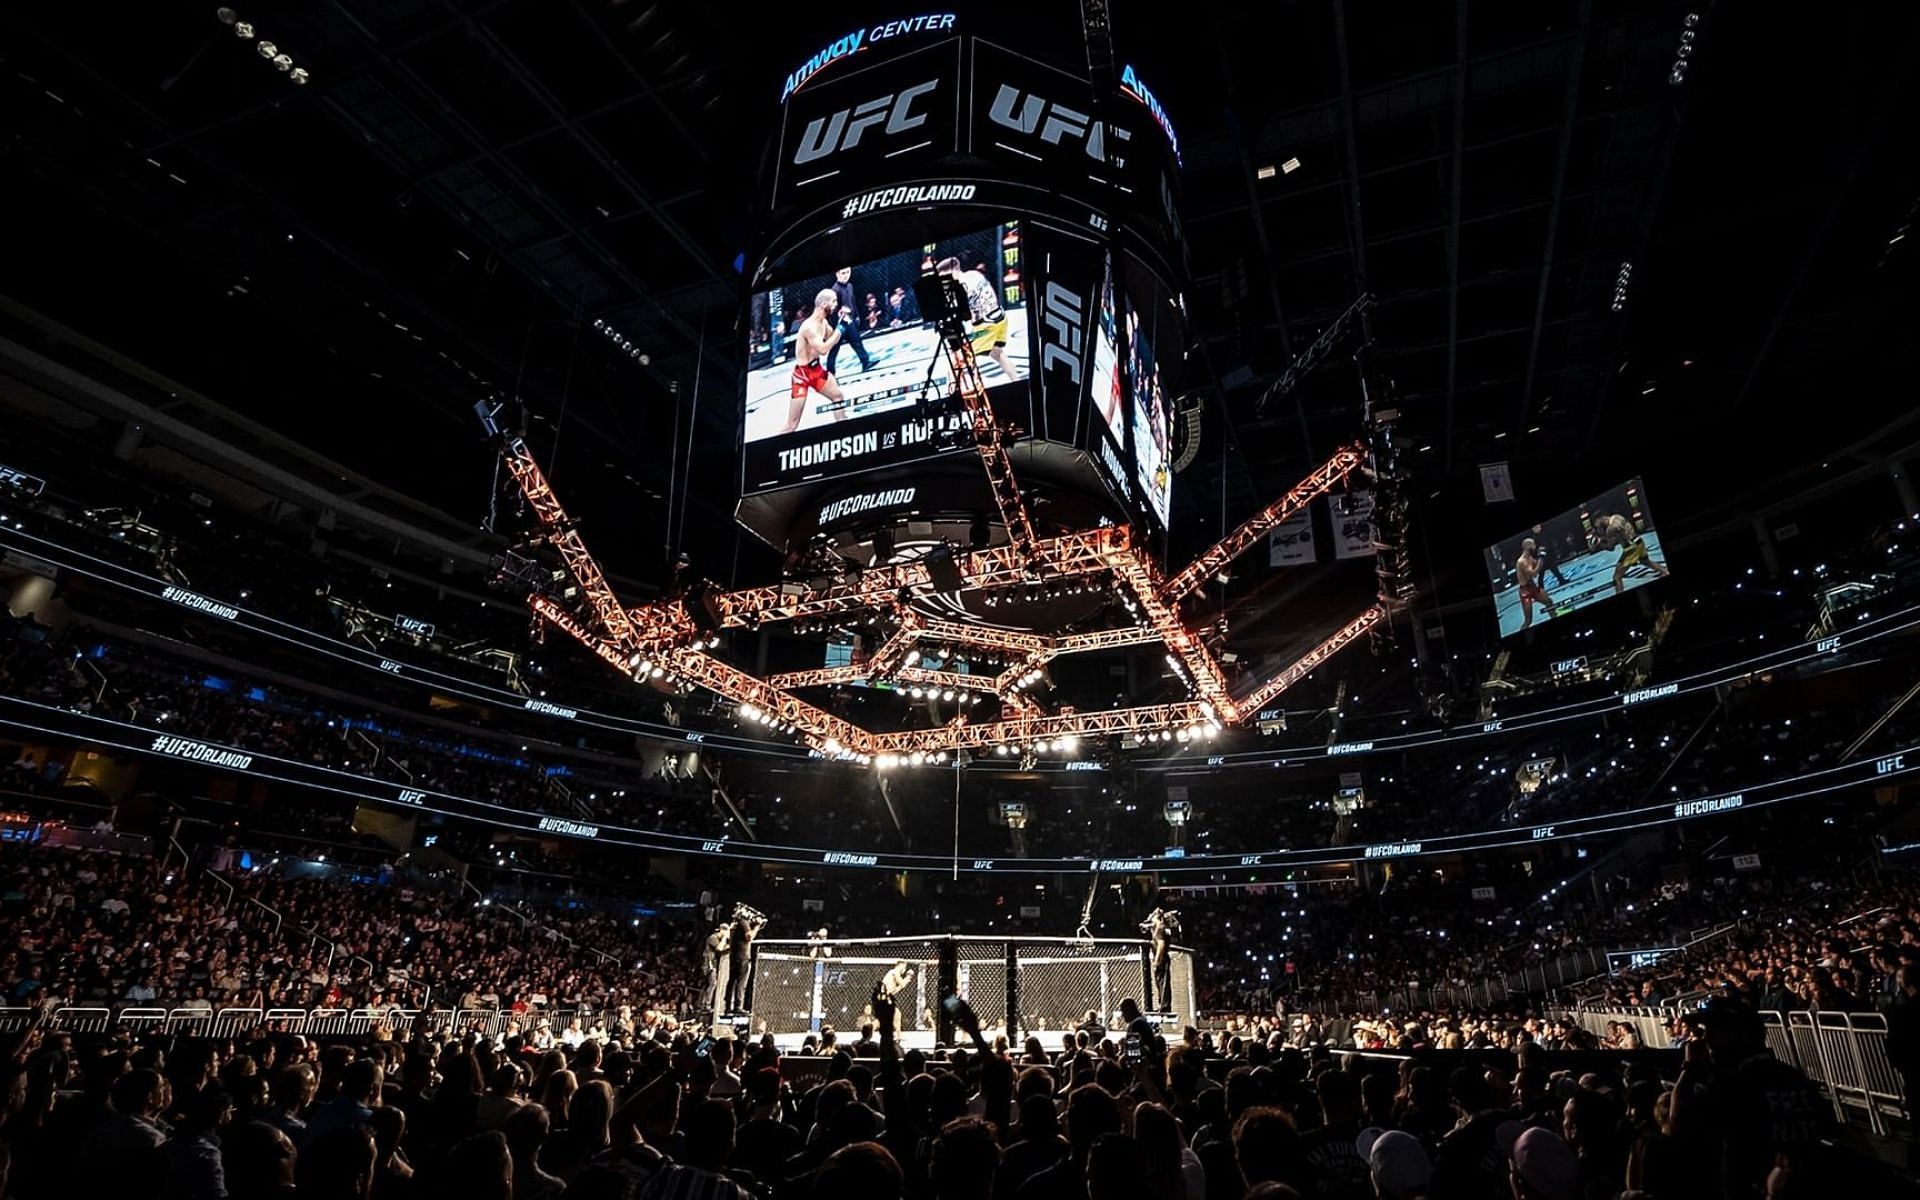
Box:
[0,958,1908,1200]
[0,838,701,1021]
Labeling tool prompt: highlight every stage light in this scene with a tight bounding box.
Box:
[272,53,293,71]
[1034,740,1049,752]
[234,20,254,37]
[649,667,664,678]
[256,39,278,58]
[942,689,957,701]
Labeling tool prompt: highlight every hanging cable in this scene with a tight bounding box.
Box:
[673,311,709,564]
[546,321,581,487]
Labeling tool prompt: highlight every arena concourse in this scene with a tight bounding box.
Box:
[2,4,1920,1199]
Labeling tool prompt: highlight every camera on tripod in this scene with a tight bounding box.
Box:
[912,268,970,335]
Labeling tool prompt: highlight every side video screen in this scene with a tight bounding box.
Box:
[743,225,1029,481]
[1486,477,1671,637]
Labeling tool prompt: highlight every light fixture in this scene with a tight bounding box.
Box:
[257,39,278,58]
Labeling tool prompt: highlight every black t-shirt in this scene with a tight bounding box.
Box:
[1297,1118,1372,1200]
[734,1115,804,1186]
[996,1134,1067,1200]
[1431,1108,1524,1200]
[1703,1052,1833,1200]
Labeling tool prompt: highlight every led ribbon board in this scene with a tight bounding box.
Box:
[2,690,1911,877]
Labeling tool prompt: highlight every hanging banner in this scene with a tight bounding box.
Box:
[1480,461,1515,504]
[1332,491,1376,560]
[1267,509,1316,567]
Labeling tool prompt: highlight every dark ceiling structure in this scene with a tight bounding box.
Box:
[2,0,1917,617]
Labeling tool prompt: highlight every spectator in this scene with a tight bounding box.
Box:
[502,1104,563,1200]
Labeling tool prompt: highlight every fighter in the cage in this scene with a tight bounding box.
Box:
[723,902,767,1015]
[860,961,914,1036]
[1142,906,1182,1013]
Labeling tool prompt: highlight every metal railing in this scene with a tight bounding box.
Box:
[1562,1005,1908,1136]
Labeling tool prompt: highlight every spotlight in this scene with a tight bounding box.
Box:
[257,39,278,58]
[942,689,957,701]
[234,20,254,38]
[216,7,238,25]
[272,53,293,71]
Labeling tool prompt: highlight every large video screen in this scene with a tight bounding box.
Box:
[744,224,1028,446]
[1090,262,1124,449]
[1486,477,1670,637]
[1126,304,1174,527]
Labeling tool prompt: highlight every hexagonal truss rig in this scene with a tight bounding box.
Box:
[481,337,1394,766]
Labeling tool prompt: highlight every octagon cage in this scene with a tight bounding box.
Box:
[731,935,1195,1050]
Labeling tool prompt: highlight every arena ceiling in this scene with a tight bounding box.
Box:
[2,1,1916,606]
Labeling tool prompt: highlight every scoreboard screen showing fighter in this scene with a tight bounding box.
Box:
[1486,477,1672,637]
[741,223,1029,492]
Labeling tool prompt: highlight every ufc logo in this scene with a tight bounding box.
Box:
[987,85,1130,163]
[793,80,939,165]
[1041,282,1085,383]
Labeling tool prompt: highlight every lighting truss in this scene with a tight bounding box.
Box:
[1235,606,1387,716]
[873,700,1219,760]
[495,407,1390,761]
[941,321,1040,561]
[699,528,1127,628]
[1161,442,1366,601]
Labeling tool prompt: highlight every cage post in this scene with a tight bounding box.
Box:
[936,936,959,1045]
[1005,939,1020,1038]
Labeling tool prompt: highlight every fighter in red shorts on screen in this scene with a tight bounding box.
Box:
[782,288,849,435]
[1515,537,1553,630]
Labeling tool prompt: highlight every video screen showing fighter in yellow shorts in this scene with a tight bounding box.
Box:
[938,257,1022,383]
[1597,511,1669,594]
